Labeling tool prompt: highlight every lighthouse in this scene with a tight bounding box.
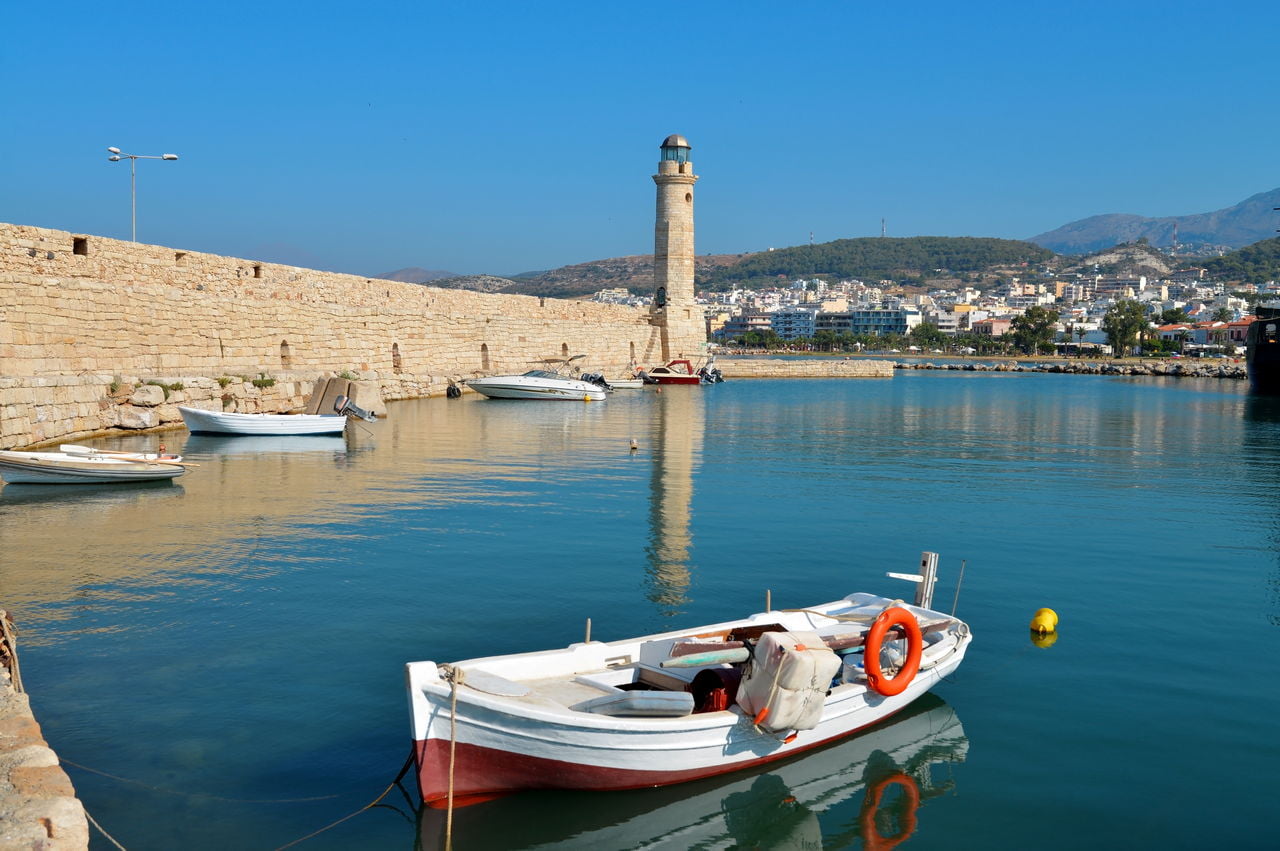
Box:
[651,134,701,360]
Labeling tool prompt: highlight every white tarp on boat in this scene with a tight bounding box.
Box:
[737,631,842,733]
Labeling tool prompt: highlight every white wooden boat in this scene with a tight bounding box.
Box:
[466,355,607,401]
[418,693,966,848]
[406,562,970,808]
[178,406,349,435]
[0,447,187,484]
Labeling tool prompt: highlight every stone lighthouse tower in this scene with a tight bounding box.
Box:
[651,134,702,360]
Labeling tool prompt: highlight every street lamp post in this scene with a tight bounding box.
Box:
[106,146,179,242]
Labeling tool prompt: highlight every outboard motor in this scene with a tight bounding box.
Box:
[334,394,377,422]
[637,370,659,385]
[580,372,613,391]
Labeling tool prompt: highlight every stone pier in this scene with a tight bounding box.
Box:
[0,612,88,850]
[719,358,895,379]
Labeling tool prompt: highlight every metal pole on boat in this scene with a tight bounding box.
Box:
[915,552,939,609]
[765,589,771,612]
[584,618,592,643]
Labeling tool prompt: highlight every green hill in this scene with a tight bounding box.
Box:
[1196,237,1280,284]
[697,236,1053,289]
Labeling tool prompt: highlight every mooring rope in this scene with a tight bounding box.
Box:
[60,758,341,804]
[445,665,463,851]
[272,749,415,851]
[83,807,128,851]
[0,610,24,694]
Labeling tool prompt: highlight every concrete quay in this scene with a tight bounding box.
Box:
[719,358,894,379]
[0,612,88,850]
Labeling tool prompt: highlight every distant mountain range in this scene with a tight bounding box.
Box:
[1030,188,1280,254]
[374,255,743,299]
[373,188,1280,296]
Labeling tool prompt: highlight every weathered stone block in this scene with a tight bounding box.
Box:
[116,406,157,429]
[129,384,166,406]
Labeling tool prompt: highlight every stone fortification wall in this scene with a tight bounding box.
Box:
[0,223,696,447]
[720,358,894,379]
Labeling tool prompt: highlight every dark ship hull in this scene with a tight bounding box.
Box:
[1246,309,1280,393]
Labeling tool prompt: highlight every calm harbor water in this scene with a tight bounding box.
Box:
[3,371,1278,849]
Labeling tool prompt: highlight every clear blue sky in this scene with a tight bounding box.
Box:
[4,1,1277,277]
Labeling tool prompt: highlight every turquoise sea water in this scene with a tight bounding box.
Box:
[3,370,1279,849]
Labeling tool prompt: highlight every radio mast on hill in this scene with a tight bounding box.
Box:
[881,218,886,237]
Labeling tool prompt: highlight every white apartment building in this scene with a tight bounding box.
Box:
[771,306,818,340]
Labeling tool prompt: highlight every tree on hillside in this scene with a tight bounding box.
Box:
[1199,237,1280,284]
[1010,306,1060,354]
[1159,308,1190,324]
[1102,300,1149,358]
[1212,307,1232,322]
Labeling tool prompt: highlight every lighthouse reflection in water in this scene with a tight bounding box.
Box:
[419,694,966,850]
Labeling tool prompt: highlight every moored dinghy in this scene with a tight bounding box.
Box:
[405,554,971,807]
[0,446,188,484]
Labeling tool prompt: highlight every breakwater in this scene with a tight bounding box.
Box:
[720,358,894,378]
[892,359,1247,379]
[0,222,707,448]
[0,612,88,850]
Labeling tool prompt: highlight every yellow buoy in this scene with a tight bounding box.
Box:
[1029,607,1058,634]
[1030,630,1059,649]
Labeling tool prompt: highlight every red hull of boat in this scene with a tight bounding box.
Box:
[413,708,902,807]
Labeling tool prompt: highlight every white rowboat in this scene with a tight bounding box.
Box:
[178,406,349,436]
[418,693,967,848]
[0,448,187,484]
[406,569,970,807]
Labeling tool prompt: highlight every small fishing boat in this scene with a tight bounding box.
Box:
[405,557,970,808]
[639,358,702,385]
[639,356,725,385]
[466,355,607,401]
[0,446,187,484]
[605,378,646,390]
[179,406,358,435]
[418,692,967,848]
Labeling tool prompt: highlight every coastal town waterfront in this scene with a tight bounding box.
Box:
[4,373,1279,848]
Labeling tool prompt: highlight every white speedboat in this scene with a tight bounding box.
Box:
[405,562,970,807]
[0,447,187,484]
[179,406,349,435]
[466,355,607,401]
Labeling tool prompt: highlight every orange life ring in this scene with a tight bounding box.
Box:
[863,606,922,696]
[859,771,920,851]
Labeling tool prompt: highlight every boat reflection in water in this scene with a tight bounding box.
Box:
[0,478,183,506]
[181,434,349,457]
[417,693,966,850]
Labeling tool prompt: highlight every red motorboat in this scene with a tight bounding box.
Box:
[640,357,725,385]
